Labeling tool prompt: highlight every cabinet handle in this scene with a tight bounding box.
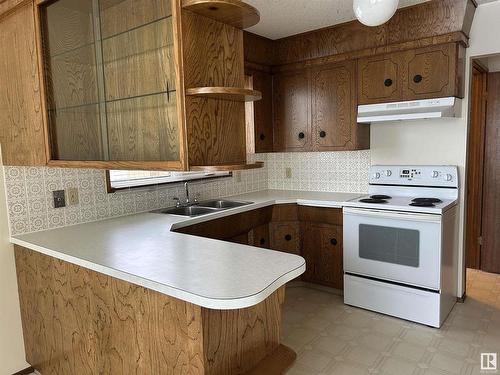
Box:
[259,133,265,141]
[260,238,266,245]
[330,238,338,246]
[285,234,292,241]
[298,132,305,139]
[384,78,393,87]
[413,74,423,83]
[319,131,326,138]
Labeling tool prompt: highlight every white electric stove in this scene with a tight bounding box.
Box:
[342,165,460,328]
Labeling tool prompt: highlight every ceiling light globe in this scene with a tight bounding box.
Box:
[353,0,399,27]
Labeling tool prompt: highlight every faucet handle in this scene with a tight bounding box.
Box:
[194,193,201,203]
[172,197,180,207]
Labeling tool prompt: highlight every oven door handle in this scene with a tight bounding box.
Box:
[343,207,442,223]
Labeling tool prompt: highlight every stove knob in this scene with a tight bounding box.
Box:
[384,170,392,177]
[373,172,381,179]
[444,174,453,182]
[432,171,439,178]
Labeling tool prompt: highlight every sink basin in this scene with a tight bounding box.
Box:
[197,200,252,209]
[156,206,219,217]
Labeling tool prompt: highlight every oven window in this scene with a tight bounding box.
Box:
[359,224,420,267]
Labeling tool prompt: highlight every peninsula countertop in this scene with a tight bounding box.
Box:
[11,189,363,310]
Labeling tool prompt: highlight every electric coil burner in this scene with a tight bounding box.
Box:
[412,197,443,204]
[359,198,388,204]
[371,195,392,200]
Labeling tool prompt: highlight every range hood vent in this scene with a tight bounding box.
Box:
[357,97,462,124]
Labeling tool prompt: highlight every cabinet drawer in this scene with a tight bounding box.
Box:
[272,204,299,221]
[298,206,343,225]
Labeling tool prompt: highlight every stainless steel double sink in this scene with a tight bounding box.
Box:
[152,200,253,217]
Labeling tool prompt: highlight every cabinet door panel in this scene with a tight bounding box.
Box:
[405,44,457,100]
[273,70,310,151]
[358,55,403,105]
[270,222,301,255]
[312,61,357,150]
[302,223,343,289]
[250,70,274,153]
[251,224,270,248]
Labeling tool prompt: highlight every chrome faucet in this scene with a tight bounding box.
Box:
[173,182,199,207]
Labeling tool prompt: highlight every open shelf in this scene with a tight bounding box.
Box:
[190,161,264,172]
[186,87,262,102]
[182,0,260,29]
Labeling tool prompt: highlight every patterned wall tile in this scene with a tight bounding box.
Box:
[2,150,370,236]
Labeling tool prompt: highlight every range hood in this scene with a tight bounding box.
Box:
[357,97,462,124]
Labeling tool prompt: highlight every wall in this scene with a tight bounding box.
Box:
[0,152,28,374]
[371,0,500,296]
[4,154,268,236]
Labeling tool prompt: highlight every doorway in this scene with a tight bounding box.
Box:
[465,56,500,274]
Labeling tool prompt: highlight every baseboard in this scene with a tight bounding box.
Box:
[457,291,466,303]
[12,366,34,375]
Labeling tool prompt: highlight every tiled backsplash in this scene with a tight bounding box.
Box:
[267,151,370,193]
[3,151,370,236]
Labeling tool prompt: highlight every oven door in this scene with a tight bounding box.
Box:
[343,207,442,290]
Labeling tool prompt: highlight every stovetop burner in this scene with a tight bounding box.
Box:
[359,198,388,204]
[412,197,443,204]
[370,195,392,200]
[410,202,436,207]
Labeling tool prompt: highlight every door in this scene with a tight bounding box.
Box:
[311,61,357,151]
[358,54,403,105]
[302,223,343,289]
[273,70,310,151]
[343,208,442,289]
[270,222,301,254]
[465,61,488,269]
[405,44,457,100]
[249,70,274,153]
[481,72,500,274]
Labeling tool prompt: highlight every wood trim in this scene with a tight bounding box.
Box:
[172,0,190,170]
[189,161,264,171]
[11,366,35,375]
[186,87,262,102]
[47,159,186,171]
[465,60,488,269]
[182,0,259,29]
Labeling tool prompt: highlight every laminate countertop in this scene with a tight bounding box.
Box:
[11,189,363,310]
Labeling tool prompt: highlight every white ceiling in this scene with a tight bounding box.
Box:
[245,0,430,40]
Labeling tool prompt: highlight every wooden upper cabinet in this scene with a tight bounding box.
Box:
[273,70,310,152]
[311,61,369,151]
[358,43,463,105]
[38,0,183,168]
[358,53,404,105]
[405,43,460,100]
[248,69,273,153]
[0,2,47,166]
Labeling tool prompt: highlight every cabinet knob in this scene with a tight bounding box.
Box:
[285,234,292,241]
[259,133,265,141]
[413,74,423,83]
[260,238,266,245]
[298,132,305,139]
[330,238,338,246]
[384,78,393,87]
[319,131,326,138]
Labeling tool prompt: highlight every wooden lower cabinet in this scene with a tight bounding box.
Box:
[301,222,343,289]
[251,223,270,248]
[229,231,250,245]
[269,221,301,255]
[14,245,294,375]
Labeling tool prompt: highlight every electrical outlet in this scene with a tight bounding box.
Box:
[53,190,66,208]
[285,167,292,179]
[66,187,79,206]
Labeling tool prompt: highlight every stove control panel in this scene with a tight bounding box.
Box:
[369,165,458,188]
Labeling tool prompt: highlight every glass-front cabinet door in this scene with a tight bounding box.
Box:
[39,0,182,167]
